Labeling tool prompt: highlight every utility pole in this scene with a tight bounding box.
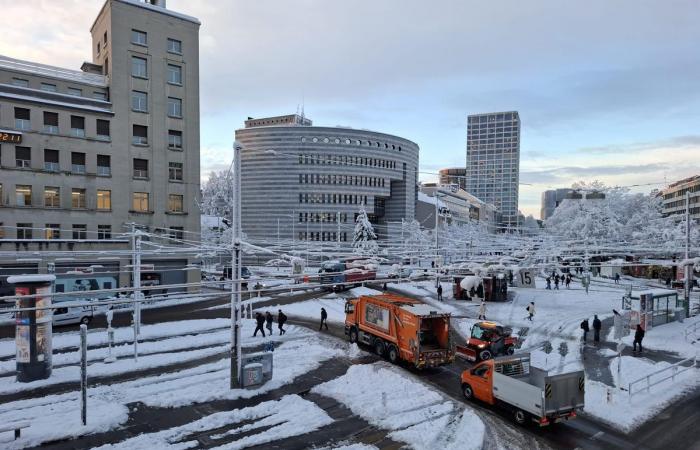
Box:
[434,192,440,288]
[685,191,691,317]
[230,140,243,389]
[306,221,309,267]
[277,218,280,251]
[337,211,341,251]
[130,224,141,361]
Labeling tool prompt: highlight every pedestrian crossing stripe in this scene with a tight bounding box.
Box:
[545,383,552,398]
[578,377,585,391]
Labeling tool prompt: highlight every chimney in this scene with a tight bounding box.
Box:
[147,0,166,7]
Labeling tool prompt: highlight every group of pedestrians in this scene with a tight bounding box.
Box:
[580,315,645,352]
[545,272,572,290]
[253,309,287,337]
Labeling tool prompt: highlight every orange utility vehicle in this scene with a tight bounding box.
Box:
[344,294,454,368]
[461,354,585,426]
[456,321,518,362]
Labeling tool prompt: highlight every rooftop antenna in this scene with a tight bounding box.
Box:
[301,91,305,122]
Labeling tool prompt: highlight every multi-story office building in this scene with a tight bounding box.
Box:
[438,167,466,190]
[235,114,419,243]
[466,111,520,228]
[418,183,500,232]
[540,188,574,220]
[661,175,700,222]
[0,0,200,289]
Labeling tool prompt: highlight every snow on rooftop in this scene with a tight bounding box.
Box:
[7,275,56,284]
[117,0,201,25]
[633,289,677,298]
[417,191,447,208]
[0,55,107,87]
[0,91,112,114]
[399,302,447,316]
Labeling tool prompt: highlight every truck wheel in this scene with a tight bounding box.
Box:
[506,346,515,355]
[387,345,399,364]
[479,349,492,361]
[374,339,385,357]
[80,316,91,325]
[462,383,474,400]
[513,409,528,425]
[349,328,358,344]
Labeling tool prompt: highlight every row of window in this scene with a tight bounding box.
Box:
[299,193,368,205]
[298,174,386,188]
[131,90,183,118]
[128,30,182,54]
[663,184,700,200]
[9,223,113,240]
[468,113,518,123]
[298,212,349,223]
[298,231,349,242]
[130,56,183,85]
[10,78,107,101]
[298,153,397,169]
[300,136,405,152]
[0,183,185,213]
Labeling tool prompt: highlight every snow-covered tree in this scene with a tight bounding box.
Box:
[200,170,233,218]
[353,207,378,256]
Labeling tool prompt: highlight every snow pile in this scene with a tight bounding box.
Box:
[312,364,484,450]
[349,286,382,296]
[91,395,332,450]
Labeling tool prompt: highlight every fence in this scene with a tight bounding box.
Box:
[684,320,700,343]
[628,356,697,397]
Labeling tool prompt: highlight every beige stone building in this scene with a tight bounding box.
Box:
[0,0,200,292]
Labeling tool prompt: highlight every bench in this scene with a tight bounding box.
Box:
[0,421,30,440]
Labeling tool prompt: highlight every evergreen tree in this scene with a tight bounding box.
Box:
[353,207,378,255]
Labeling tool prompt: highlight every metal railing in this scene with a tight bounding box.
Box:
[684,320,700,343]
[628,356,697,397]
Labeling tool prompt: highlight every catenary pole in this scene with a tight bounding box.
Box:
[230,140,243,389]
[685,191,691,317]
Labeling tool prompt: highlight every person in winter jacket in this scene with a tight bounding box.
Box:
[545,277,551,290]
[633,324,645,352]
[320,307,329,331]
[554,275,560,290]
[592,315,602,343]
[526,302,535,321]
[437,284,443,301]
[265,311,273,335]
[253,312,266,337]
[565,274,571,289]
[614,273,620,284]
[277,309,287,335]
[478,301,487,320]
[580,318,590,341]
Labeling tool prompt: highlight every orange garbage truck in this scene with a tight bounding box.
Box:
[460,354,585,426]
[344,294,454,368]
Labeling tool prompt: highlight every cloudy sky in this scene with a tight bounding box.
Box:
[2,0,699,217]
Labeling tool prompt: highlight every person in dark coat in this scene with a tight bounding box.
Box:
[633,324,645,352]
[320,307,329,331]
[580,318,590,342]
[554,275,560,290]
[614,273,620,284]
[437,284,443,301]
[265,311,273,335]
[545,277,551,290]
[508,271,514,285]
[592,315,602,343]
[277,309,287,335]
[253,312,266,337]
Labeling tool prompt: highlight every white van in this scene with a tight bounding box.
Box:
[52,275,116,326]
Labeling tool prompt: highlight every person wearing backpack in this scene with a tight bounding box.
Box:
[277,309,287,335]
[580,318,589,342]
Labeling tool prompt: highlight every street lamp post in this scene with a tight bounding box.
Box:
[230,140,243,389]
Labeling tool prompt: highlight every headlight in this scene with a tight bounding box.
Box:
[478,344,486,348]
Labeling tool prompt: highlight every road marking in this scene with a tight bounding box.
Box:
[590,431,605,440]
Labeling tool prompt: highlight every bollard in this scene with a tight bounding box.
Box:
[104,310,116,364]
[80,324,87,426]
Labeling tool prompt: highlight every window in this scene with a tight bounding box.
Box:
[168,162,183,181]
[169,226,184,241]
[16,185,32,206]
[67,87,82,97]
[133,159,148,178]
[71,188,86,209]
[43,112,59,134]
[131,56,148,78]
[72,224,87,240]
[103,31,107,44]
[132,192,149,212]
[168,194,184,212]
[15,147,31,168]
[44,187,60,207]
[132,125,148,145]
[44,149,59,172]
[97,190,111,210]
[96,119,110,140]
[17,223,33,239]
[131,29,147,46]
[167,64,182,85]
[70,115,85,137]
[167,38,182,54]
[12,78,29,87]
[97,154,111,176]
[45,224,60,240]
[131,91,148,112]
[167,97,182,118]
[93,91,107,101]
[41,83,57,92]
[168,130,183,149]
[14,107,30,130]
[71,152,86,174]
[98,225,111,240]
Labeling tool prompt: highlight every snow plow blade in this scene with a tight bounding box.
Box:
[455,344,477,362]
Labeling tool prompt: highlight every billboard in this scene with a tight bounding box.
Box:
[365,302,389,332]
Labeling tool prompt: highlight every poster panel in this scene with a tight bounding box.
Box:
[365,303,389,332]
[16,325,30,363]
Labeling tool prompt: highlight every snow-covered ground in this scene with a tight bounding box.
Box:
[312,363,485,450]
[617,315,700,359]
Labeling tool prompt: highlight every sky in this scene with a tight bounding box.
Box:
[2,0,699,218]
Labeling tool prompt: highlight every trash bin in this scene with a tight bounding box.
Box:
[675,308,685,323]
[242,363,263,388]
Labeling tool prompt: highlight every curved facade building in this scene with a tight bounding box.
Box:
[235,114,419,242]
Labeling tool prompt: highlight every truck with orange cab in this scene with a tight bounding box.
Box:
[344,294,454,368]
[460,354,585,426]
[456,321,517,362]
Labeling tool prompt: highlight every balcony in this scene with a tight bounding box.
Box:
[44,162,60,172]
[71,164,86,174]
[70,128,86,138]
[97,166,111,176]
[43,125,59,134]
[15,119,30,131]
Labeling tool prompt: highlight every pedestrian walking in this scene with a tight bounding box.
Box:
[508,271,514,286]
[554,275,560,290]
[253,312,266,337]
[592,315,602,343]
[565,274,571,289]
[580,318,589,342]
[277,309,287,335]
[319,307,329,331]
[265,311,273,335]
[478,300,487,320]
[614,273,620,284]
[545,277,551,290]
[383,282,387,291]
[526,302,535,321]
[437,284,443,301]
[633,324,645,352]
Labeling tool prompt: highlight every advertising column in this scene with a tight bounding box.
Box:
[8,275,56,382]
